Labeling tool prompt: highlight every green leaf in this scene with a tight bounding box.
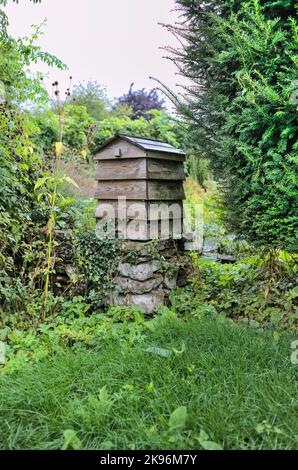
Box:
[63,176,80,189]
[34,177,48,191]
[199,440,223,451]
[145,347,172,358]
[197,429,223,450]
[100,441,114,450]
[198,429,209,441]
[168,406,187,431]
[98,385,109,403]
[61,429,83,450]
[173,341,186,356]
[273,331,280,343]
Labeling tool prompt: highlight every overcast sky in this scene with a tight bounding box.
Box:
[4,0,184,108]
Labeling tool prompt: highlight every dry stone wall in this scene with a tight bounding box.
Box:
[110,239,189,315]
[52,231,190,314]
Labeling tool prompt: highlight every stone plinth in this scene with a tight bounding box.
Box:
[110,239,189,315]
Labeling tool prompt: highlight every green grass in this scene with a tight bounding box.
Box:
[0,315,297,450]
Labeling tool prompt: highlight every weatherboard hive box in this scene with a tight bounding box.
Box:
[94,134,186,241]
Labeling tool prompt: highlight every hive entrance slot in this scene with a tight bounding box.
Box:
[114,148,122,158]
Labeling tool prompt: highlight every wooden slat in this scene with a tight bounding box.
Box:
[148,181,185,200]
[147,159,185,180]
[94,139,146,160]
[96,158,146,180]
[96,159,185,181]
[96,180,185,201]
[96,180,147,200]
[146,151,185,162]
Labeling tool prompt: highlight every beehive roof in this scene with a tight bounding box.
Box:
[94,133,186,156]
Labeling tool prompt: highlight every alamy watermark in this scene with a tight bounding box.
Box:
[95,197,203,251]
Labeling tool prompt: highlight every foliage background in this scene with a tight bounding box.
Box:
[166,0,298,250]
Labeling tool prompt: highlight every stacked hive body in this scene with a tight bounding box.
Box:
[94,134,186,241]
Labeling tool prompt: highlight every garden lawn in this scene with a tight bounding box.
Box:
[0,315,297,450]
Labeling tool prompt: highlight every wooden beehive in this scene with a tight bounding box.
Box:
[94,134,186,240]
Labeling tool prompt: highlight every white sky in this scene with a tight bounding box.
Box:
[4,0,184,108]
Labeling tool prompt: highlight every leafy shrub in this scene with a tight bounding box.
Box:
[184,178,227,250]
[71,80,110,121]
[170,0,298,250]
[192,253,298,329]
[169,287,218,319]
[0,296,148,373]
[218,238,252,257]
[0,14,64,316]
[112,83,165,120]
[186,155,209,189]
[106,305,144,323]
[74,232,121,308]
[91,109,186,153]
